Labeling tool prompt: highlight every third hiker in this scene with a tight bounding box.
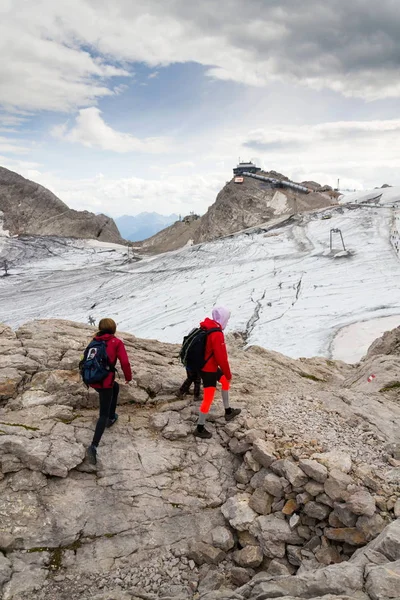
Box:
[195,306,241,439]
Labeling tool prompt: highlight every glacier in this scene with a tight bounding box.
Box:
[1,188,400,363]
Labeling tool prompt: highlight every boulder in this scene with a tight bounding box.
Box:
[333,503,358,527]
[221,494,258,531]
[312,451,352,473]
[249,488,273,515]
[251,439,276,468]
[280,459,309,488]
[303,501,331,520]
[0,553,11,588]
[230,566,252,586]
[346,489,376,517]
[304,480,325,497]
[243,450,261,472]
[244,562,364,598]
[324,469,354,502]
[299,459,328,483]
[233,545,263,568]
[211,526,235,552]
[350,518,400,565]
[325,528,367,546]
[250,514,303,558]
[266,558,293,576]
[356,514,386,541]
[251,470,286,498]
[365,559,400,600]
[188,541,226,565]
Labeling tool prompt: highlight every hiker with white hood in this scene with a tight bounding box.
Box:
[180,306,241,439]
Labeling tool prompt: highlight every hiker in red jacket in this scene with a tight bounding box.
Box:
[87,318,132,465]
[194,306,241,439]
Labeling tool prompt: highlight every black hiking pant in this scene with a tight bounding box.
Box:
[92,381,119,446]
[180,369,201,398]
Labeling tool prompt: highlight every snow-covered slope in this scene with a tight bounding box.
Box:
[1,201,400,363]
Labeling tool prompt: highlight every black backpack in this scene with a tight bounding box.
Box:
[179,327,220,371]
[79,340,115,386]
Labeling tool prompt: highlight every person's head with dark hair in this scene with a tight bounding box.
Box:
[97,318,117,336]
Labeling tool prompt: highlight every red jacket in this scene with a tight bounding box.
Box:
[90,333,132,389]
[200,318,232,380]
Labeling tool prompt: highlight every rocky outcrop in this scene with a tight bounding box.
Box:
[193,171,337,245]
[366,325,400,358]
[0,166,124,243]
[139,216,201,254]
[139,172,337,253]
[0,319,399,599]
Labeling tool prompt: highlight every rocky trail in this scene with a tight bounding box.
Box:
[0,320,400,600]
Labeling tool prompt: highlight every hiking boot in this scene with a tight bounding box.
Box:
[107,413,118,428]
[225,408,241,422]
[194,427,212,439]
[86,444,97,465]
[193,395,201,402]
[176,390,186,399]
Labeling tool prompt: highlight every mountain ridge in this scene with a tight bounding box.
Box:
[140,170,338,254]
[0,166,125,244]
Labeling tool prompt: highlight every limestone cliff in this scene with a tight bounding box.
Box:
[0,319,399,600]
[0,166,124,243]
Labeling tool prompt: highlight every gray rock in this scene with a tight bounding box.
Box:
[304,480,325,497]
[289,514,301,529]
[333,503,358,527]
[303,501,330,520]
[266,558,292,576]
[315,545,342,565]
[394,499,400,518]
[324,469,354,502]
[233,545,263,568]
[325,527,367,546]
[249,488,273,515]
[346,489,376,517]
[188,541,226,565]
[251,439,276,468]
[229,437,251,455]
[287,544,303,566]
[211,526,235,552]
[198,565,225,593]
[243,450,261,472]
[235,463,252,484]
[365,559,400,600]
[252,470,286,499]
[237,531,258,547]
[230,566,252,586]
[312,451,352,473]
[221,494,258,531]
[316,493,335,507]
[356,514,386,541]
[280,459,308,488]
[250,514,303,558]
[298,459,328,483]
[0,553,11,588]
[246,562,364,598]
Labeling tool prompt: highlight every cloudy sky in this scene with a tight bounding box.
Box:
[1,0,400,217]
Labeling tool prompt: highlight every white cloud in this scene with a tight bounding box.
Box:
[1,0,400,118]
[0,136,30,154]
[51,107,170,153]
[243,118,400,188]
[14,167,225,217]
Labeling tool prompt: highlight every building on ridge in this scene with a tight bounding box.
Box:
[233,161,261,176]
